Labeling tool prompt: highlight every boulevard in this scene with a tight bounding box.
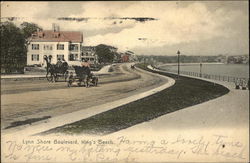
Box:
[1,63,167,131]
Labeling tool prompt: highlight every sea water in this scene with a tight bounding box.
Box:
[159,64,249,79]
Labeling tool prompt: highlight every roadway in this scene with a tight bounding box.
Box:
[1,63,168,131]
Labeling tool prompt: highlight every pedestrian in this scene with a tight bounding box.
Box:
[241,79,247,90]
[235,79,240,89]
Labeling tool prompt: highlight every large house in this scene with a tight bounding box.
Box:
[27,26,83,66]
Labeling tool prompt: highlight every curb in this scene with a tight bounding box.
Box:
[2,66,175,137]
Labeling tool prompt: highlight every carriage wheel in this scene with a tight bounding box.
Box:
[78,81,81,87]
[67,81,72,87]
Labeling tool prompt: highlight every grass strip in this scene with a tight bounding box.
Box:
[41,64,229,135]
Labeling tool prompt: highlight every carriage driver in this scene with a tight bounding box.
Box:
[56,58,63,68]
[81,58,91,76]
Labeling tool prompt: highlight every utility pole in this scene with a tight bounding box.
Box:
[177,50,180,77]
[199,56,202,78]
[143,57,146,67]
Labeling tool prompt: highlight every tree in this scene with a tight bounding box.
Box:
[20,22,42,40]
[96,44,116,63]
[0,21,42,73]
[1,22,26,73]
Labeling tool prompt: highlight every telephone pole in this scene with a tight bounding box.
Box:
[177,50,180,77]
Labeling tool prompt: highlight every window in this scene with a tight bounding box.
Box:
[57,44,64,50]
[69,44,79,51]
[57,54,64,61]
[44,44,53,50]
[31,54,39,61]
[32,44,39,50]
[69,54,78,61]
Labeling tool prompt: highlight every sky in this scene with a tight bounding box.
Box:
[1,1,249,56]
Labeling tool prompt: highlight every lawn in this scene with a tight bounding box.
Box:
[41,63,229,135]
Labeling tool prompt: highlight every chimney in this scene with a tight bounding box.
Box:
[52,23,60,32]
[52,23,56,32]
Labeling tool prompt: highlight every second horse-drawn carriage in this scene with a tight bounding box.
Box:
[67,66,98,87]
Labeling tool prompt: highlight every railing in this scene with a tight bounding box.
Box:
[156,67,249,84]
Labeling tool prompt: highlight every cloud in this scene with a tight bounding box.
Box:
[83,2,240,51]
[1,1,248,55]
[1,2,47,18]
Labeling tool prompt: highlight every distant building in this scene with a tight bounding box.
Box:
[27,24,83,66]
[227,55,249,64]
[122,55,130,62]
[216,55,227,63]
[81,46,98,64]
[121,51,137,62]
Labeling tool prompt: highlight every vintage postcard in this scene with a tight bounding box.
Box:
[1,1,249,162]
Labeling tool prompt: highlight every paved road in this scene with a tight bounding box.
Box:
[1,63,167,130]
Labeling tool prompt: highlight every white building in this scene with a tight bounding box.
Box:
[81,46,98,64]
[27,27,83,66]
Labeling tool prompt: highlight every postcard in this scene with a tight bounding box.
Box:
[1,1,249,162]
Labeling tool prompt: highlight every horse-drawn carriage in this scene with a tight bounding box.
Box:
[67,66,98,87]
[44,55,69,82]
[44,55,98,87]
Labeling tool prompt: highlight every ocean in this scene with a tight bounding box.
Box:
[159,63,249,79]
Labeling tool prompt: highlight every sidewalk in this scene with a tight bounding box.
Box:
[93,65,112,75]
[135,65,249,128]
[110,65,249,162]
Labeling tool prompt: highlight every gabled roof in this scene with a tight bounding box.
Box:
[29,30,83,43]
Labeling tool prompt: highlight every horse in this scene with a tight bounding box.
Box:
[43,55,69,82]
